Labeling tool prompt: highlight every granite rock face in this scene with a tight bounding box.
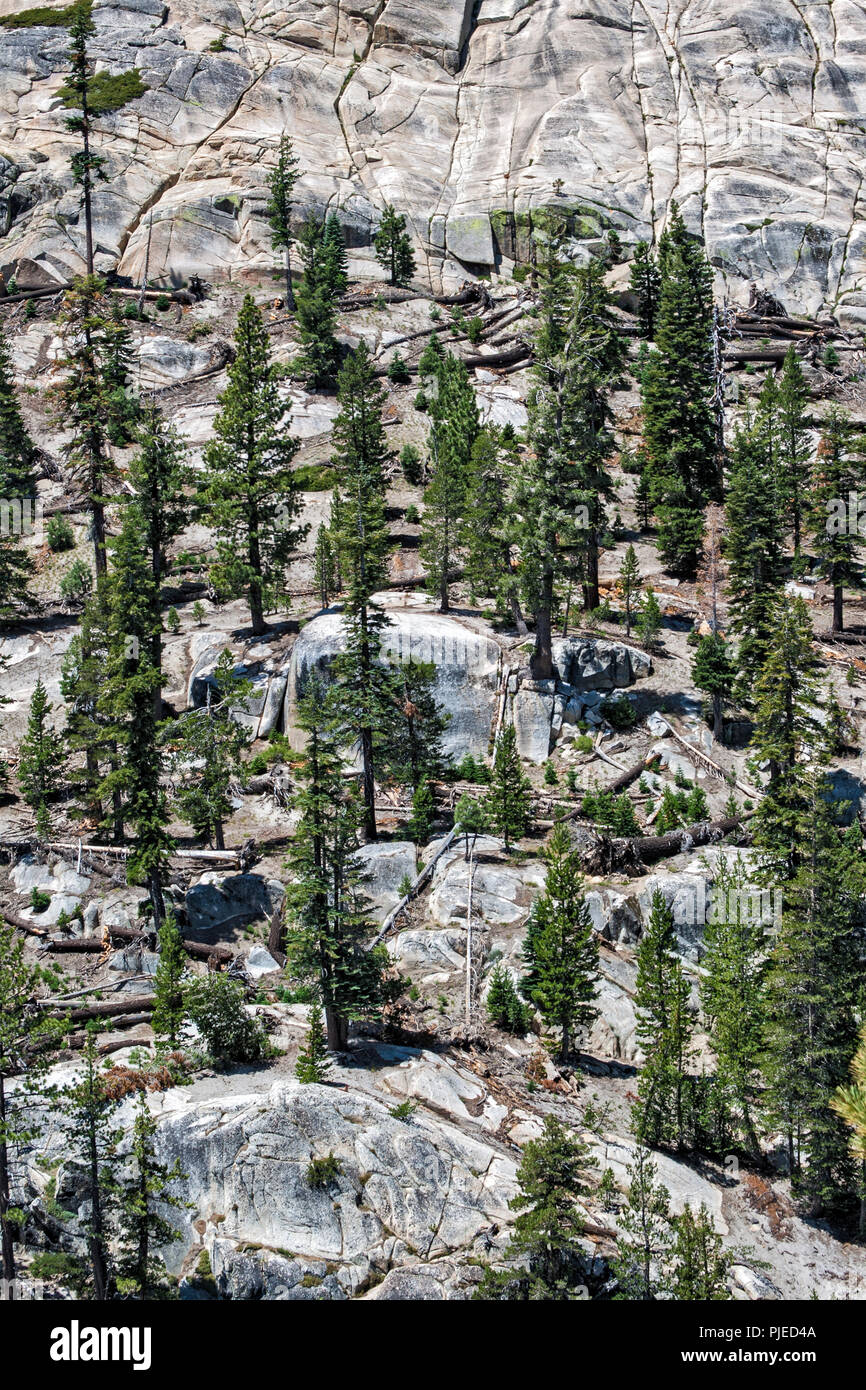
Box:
[1,1,865,318]
[284,606,502,762]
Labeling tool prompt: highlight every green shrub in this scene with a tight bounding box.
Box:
[404,503,420,524]
[413,390,429,413]
[306,1152,342,1188]
[466,315,484,345]
[165,606,181,634]
[601,695,637,730]
[0,6,79,29]
[185,974,268,1068]
[574,734,594,754]
[155,293,171,311]
[400,443,422,484]
[30,888,51,914]
[388,1100,418,1122]
[46,514,74,552]
[292,463,338,491]
[388,353,410,384]
[486,964,531,1034]
[60,558,93,606]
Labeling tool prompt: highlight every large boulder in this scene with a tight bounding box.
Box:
[551,637,652,691]
[186,873,285,933]
[354,841,418,915]
[512,685,554,764]
[284,607,501,762]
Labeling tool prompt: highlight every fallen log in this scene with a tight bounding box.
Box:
[605,759,647,796]
[43,925,233,963]
[51,994,155,1022]
[633,816,748,865]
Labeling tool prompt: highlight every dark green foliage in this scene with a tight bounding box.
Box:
[617,544,641,637]
[763,791,866,1216]
[669,1203,731,1300]
[201,294,306,635]
[421,350,479,612]
[294,220,342,386]
[700,856,767,1158]
[517,258,625,673]
[60,1027,122,1299]
[0,5,81,27]
[374,204,416,287]
[61,67,147,114]
[185,973,268,1067]
[59,556,92,605]
[387,352,410,384]
[691,632,734,739]
[629,240,661,339]
[636,588,663,648]
[640,204,719,577]
[152,912,186,1047]
[171,651,252,851]
[306,1152,342,1188]
[634,890,693,1150]
[0,327,37,499]
[407,779,436,845]
[295,999,332,1084]
[284,683,390,1051]
[808,409,866,634]
[18,677,65,831]
[486,963,531,1034]
[46,515,75,552]
[380,658,449,790]
[611,1146,673,1300]
[266,135,300,308]
[475,1116,595,1300]
[520,823,598,1060]
[600,695,637,730]
[116,1091,187,1297]
[327,343,394,837]
[725,410,786,707]
[485,724,532,852]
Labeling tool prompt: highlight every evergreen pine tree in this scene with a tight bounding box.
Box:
[636,588,663,649]
[52,276,120,577]
[641,204,719,577]
[808,408,865,633]
[750,596,828,875]
[516,259,625,672]
[611,1144,673,1300]
[374,204,416,287]
[523,823,599,1060]
[629,240,661,339]
[152,911,187,1047]
[475,1116,595,1300]
[634,890,693,1150]
[295,999,332,1084]
[102,297,140,445]
[776,345,812,555]
[380,658,449,790]
[202,294,306,635]
[407,779,436,845]
[724,412,786,707]
[463,428,526,628]
[61,1025,122,1300]
[314,524,336,608]
[0,922,64,1293]
[617,544,641,637]
[327,343,394,839]
[266,134,300,309]
[116,1090,187,1297]
[486,963,530,1033]
[284,683,389,1050]
[700,856,767,1158]
[670,1203,731,1300]
[764,793,865,1217]
[691,632,734,740]
[421,351,479,612]
[0,327,37,499]
[322,213,349,297]
[171,651,252,851]
[18,677,65,833]
[294,220,341,386]
[485,724,532,852]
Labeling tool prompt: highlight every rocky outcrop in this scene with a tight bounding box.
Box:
[2,2,866,317]
[284,605,502,762]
